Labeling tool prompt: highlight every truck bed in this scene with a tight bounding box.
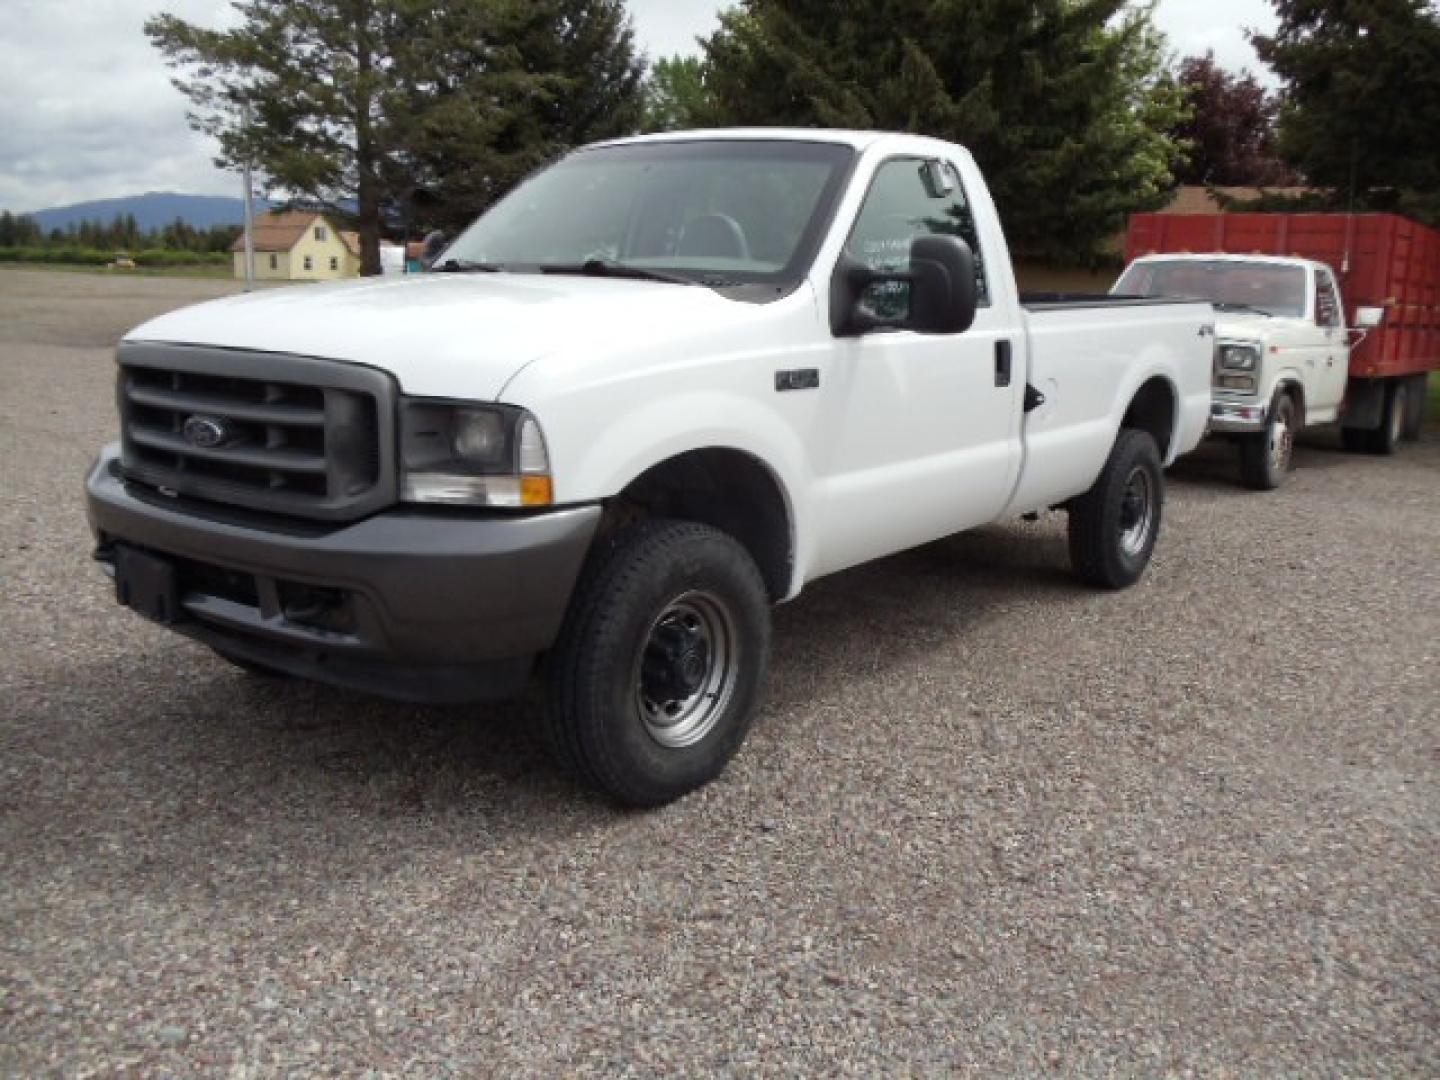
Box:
[1003,298,1214,517]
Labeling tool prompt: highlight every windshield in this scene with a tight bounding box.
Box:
[439,140,856,286]
[1115,259,1307,318]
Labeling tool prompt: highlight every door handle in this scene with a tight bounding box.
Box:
[995,340,1012,387]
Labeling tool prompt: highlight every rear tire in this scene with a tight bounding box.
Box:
[1368,381,1407,456]
[545,519,771,807]
[1239,392,1297,490]
[1340,426,1369,453]
[1068,429,1164,590]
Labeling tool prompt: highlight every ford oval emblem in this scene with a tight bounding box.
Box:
[182,415,231,449]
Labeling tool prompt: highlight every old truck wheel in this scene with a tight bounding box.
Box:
[546,519,770,807]
[1340,426,1369,453]
[1239,392,1296,490]
[1368,381,1407,455]
[1068,429,1163,590]
[1402,375,1426,440]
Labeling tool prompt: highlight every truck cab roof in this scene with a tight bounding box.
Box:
[593,127,976,160]
[1127,252,1329,275]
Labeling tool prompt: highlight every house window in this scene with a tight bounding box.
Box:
[329,256,338,272]
[268,254,278,270]
[314,225,327,241]
[303,255,313,271]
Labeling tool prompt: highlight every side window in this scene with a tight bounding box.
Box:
[303,254,313,271]
[329,256,339,271]
[845,158,989,319]
[1315,271,1341,328]
[314,225,327,242]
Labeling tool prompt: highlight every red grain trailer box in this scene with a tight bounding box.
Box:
[1126,211,1439,435]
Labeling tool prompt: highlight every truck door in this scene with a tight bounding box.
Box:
[1313,266,1350,414]
[809,156,1024,577]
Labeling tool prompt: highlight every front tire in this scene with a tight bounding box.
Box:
[1068,429,1164,590]
[1239,392,1296,490]
[546,519,771,807]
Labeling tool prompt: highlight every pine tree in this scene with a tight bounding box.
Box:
[701,0,1185,264]
[1253,0,1440,219]
[147,0,645,271]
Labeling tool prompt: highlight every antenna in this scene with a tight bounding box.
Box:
[1341,139,1358,275]
[241,101,255,293]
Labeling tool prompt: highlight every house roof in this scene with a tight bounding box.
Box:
[231,210,358,255]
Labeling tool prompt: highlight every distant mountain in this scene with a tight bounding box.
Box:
[29,192,276,233]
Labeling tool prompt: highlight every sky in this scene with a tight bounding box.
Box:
[0,0,1279,213]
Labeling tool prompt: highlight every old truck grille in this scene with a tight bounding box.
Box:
[116,343,397,521]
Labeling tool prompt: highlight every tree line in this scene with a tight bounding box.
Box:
[0,210,241,254]
[13,0,1435,274]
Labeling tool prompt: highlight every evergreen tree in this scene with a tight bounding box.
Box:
[701,0,1185,264]
[643,55,715,133]
[147,0,645,271]
[387,0,645,235]
[1253,0,1440,217]
[0,211,15,247]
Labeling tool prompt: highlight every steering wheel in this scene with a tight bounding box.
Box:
[676,214,752,261]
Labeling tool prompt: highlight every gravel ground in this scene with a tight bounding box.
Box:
[1,265,1436,1075]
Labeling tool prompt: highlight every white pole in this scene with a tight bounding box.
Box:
[241,103,255,292]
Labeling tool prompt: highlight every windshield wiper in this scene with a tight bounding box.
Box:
[1212,301,1273,317]
[539,259,697,286]
[433,258,506,273]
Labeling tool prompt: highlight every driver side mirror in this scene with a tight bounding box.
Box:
[831,235,978,338]
[1354,306,1385,329]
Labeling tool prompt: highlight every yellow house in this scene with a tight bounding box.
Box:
[231,211,362,281]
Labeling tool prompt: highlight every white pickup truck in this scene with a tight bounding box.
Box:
[86,129,1212,804]
[1114,253,1385,488]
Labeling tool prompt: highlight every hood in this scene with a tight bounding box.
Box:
[1212,312,1311,341]
[124,273,752,400]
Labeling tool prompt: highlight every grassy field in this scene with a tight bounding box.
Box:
[0,259,233,280]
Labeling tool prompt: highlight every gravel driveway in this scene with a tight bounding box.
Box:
[1,266,1436,1075]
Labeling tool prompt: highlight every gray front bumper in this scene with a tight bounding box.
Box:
[86,445,601,702]
[1210,398,1268,433]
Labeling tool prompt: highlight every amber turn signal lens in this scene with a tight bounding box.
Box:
[520,476,554,506]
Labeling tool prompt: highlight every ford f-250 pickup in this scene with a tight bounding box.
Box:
[86,129,1213,805]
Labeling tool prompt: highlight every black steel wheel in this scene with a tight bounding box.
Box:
[545,519,770,807]
[1068,429,1165,590]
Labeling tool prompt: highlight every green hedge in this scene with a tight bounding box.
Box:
[0,246,230,267]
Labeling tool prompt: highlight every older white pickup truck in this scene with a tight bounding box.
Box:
[1114,253,1384,488]
[87,129,1211,804]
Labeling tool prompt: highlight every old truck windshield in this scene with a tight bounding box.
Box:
[1116,259,1307,318]
[439,140,855,286]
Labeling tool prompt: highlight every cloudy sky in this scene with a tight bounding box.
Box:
[0,0,1279,213]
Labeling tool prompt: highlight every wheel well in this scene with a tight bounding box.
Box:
[610,449,793,601]
[1122,377,1177,460]
[1276,379,1306,425]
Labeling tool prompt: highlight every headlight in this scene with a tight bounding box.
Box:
[1217,344,1260,371]
[400,400,553,507]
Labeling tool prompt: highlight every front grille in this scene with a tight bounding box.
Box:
[117,343,396,521]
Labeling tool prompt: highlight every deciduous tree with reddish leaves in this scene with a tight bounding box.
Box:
[1170,52,1297,187]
